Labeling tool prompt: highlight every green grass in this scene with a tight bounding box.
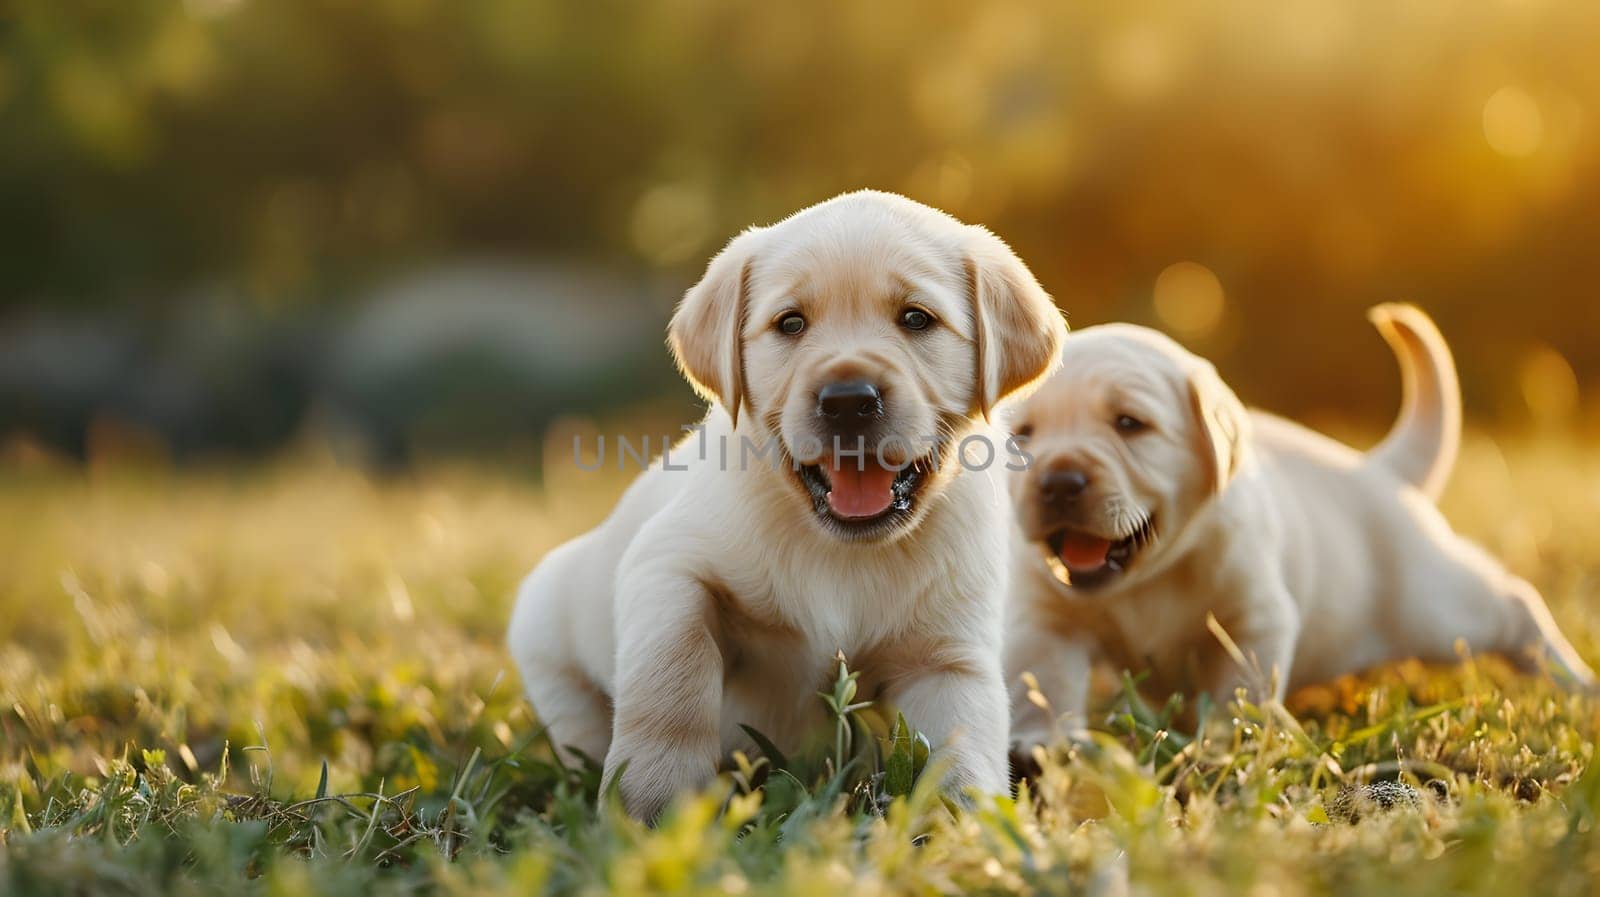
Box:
[3,433,1600,895]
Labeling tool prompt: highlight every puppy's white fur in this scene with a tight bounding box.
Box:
[509,191,1067,819]
[1005,306,1593,746]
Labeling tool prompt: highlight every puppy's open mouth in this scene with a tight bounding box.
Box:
[1041,517,1155,590]
[796,455,933,539]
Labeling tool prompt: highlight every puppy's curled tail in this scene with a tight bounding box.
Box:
[1365,303,1461,502]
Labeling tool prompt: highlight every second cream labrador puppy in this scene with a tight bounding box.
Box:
[1004,305,1593,749]
[509,191,1067,820]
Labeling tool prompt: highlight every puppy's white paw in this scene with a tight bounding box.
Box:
[1009,727,1053,757]
[1009,725,1092,780]
[602,743,718,824]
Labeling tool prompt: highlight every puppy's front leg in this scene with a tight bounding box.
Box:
[1005,625,1096,750]
[603,572,723,822]
[889,655,1010,799]
[1208,586,1299,707]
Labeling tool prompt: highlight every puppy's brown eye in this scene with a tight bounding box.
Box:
[777,313,806,335]
[899,308,932,331]
[1013,423,1033,441]
[1114,414,1147,434]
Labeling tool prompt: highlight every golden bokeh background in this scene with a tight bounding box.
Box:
[3,0,1599,463]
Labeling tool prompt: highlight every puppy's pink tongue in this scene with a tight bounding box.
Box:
[825,461,897,519]
[1059,532,1112,570]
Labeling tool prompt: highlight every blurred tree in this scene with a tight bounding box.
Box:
[2,0,1597,442]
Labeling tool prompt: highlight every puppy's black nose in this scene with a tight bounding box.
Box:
[1041,469,1090,504]
[817,380,884,420]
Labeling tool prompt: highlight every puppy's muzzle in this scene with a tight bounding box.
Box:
[1034,466,1096,533]
[1030,463,1155,591]
[793,377,936,540]
[1039,468,1090,508]
[816,379,885,439]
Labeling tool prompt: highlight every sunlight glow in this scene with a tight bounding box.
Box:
[1152,261,1226,339]
[1484,87,1544,158]
[1520,344,1579,426]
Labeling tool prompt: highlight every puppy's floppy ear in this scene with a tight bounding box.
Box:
[1186,359,1247,494]
[962,228,1068,418]
[669,229,761,427]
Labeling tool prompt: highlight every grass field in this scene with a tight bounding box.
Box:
[3,432,1600,895]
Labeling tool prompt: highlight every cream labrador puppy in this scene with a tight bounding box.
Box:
[1004,305,1593,748]
[509,190,1067,820]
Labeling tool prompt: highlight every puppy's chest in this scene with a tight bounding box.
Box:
[711,559,967,709]
[738,545,970,639]
[1103,591,1216,677]
[728,576,926,663]
[713,590,913,753]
